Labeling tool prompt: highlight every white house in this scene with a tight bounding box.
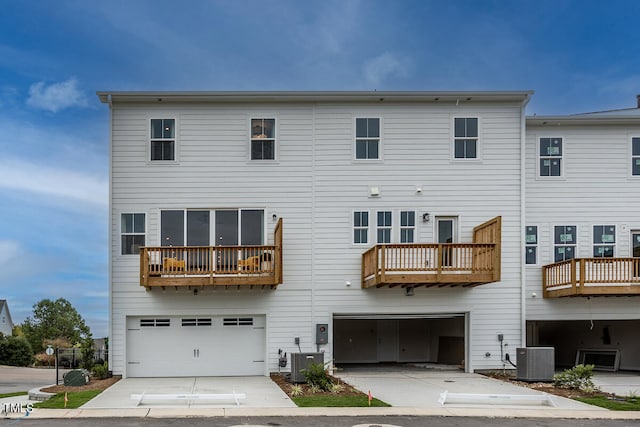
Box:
[98,91,639,378]
[0,300,14,336]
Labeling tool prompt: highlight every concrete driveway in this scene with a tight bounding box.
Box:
[335,366,605,410]
[82,376,296,409]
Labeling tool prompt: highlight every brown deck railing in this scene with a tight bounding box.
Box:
[362,216,501,289]
[139,218,283,289]
[362,243,498,288]
[543,258,640,297]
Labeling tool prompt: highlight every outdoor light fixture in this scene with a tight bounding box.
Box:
[405,286,414,296]
[422,213,430,222]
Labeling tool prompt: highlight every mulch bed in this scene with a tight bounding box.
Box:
[41,376,121,393]
[482,371,611,400]
[270,373,366,398]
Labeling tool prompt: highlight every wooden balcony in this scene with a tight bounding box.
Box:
[543,258,640,298]
[362,216,501,289]
[139,218,283,290]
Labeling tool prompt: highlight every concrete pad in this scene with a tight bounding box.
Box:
[82,376,295,409]
[336,367,602,410]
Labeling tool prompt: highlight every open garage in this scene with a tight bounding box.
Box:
[333,314,466,368]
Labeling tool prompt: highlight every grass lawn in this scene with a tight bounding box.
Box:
[34,390,102,409]
[575,395,640,411]
[0,391,28,398]
[292,395,390,407]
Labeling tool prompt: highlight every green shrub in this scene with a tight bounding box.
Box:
[301,362,332,391]
[91,362,109,380]
[553,364,598,392]
[0,335,34,366]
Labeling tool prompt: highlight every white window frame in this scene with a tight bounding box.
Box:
[553,225,577,263]
[631,137,640,177]
[149,117,177,162]
[593,225,616,258]
[376,211,392,244]
[354,117,382,161]
[452,116,480,160]
[399,210,416,243]
[525,225,538,266]
[353,210,370,245]
[250,118,277,161]
[121,213,146,255]
[538,137,563,178]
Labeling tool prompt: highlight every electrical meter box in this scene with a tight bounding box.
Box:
[316,323,328,344]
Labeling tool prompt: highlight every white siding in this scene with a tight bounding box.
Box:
[110,98,526,375]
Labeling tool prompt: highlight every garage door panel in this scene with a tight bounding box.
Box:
[126,315,265,377]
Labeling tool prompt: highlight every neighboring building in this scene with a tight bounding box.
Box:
[98,91,639,378]
[525,104,640,371]
[0,300,14,336]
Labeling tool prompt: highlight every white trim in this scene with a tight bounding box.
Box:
[536,135,565,179]
[591,224,616,258]
[551,224,578,263]
[353,116,383,161]
[399,210,417,243]
[630,135,640,178]
[375,210,392,244]
[451,116,481,161]
[119,212,147,256]
[524,224,539,266]
[249,116,278,161]
[352,210,370,246]
[147,116,179,164]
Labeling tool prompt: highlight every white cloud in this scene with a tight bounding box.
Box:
[364,52,410,88]
[26,77,88,112]
[0,240,23,270]
[0,157,107,207]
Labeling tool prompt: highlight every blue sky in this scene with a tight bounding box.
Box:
[1,0,639,338]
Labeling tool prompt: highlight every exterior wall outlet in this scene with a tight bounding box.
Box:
[294,337,300,345]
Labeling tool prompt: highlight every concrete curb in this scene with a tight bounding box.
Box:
[28,385,56,402]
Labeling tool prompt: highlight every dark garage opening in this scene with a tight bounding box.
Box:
[333,314,465,368]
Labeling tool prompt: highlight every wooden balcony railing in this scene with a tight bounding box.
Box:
[139,218,283,289]
[543,258,640,297]
[362,216,502,289]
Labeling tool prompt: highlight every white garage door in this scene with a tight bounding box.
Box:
[126,315,265,377]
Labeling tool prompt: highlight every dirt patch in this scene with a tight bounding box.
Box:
[41,376,121,393]
[482,371,611,400]
[270,373,367,398]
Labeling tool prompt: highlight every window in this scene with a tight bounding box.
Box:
[355,118,380,159]
[121,213,145,255]
[593,225,615,258]
[377,211,392,243]
[140,318,170,327]
[223,317,254,326]
[150,119,175,161]
[540,137,562,177]
[454,117,478,159]
[632,138,640,176]
[554,225,576,262]
[400,211,415,243]
[353,211,369,244]
[251,118,275,160]
[525,226,538,265]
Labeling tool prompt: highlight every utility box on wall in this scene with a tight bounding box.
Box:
[290,352,324,383]
[516,347,555,382]
[316,323,328,345]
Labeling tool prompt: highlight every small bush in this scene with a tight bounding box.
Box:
[0,335,34,366]
[301,362,332,391]
[289,384,304,397]
[329,383,345,394]
[91,362,109,380]
[553,364,598,392]
[34,352,55,367]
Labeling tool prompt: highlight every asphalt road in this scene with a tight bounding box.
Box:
[3,417,640,427]
[0,366,67,394]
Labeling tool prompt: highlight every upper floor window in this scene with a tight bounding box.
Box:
[453,117,478,159]
[353,211,369,244]
[525,225,538,265]
[632,137,640,176]
[377,211,392,243]
[251,118,275,160]
[540,137,562,177]
[121,213,146,255]
[150,119,175,161]
[554,225,576,262]
[593,225,615,258]
[400,211,416,243]
[355,118,380,160]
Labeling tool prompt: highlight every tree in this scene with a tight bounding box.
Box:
[21,298,92,353]
[0,333,34,366]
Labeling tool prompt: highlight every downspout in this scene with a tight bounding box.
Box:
[107,94,114,372]
[520,94,531,349]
